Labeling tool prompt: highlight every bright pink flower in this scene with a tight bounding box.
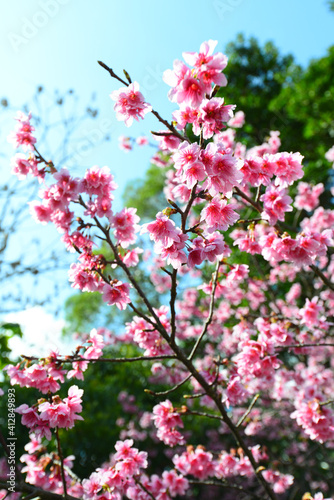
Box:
[16,405,41,428]
[118,135,132,152]
[228,110,245,128]
[111,207,140,248]
[163,59,189,100]
[102,281,131,310]
[173,447,215,480]
[225,375,249,407]
[11,153,38,179]
[136,135,149,146]
[269,151,304,187]
[173,141,201,171]
[225,264,249,284]
[121,247,143,267]
[158,230,188,269]
[84,329,105,359]
[38,385,84,430]
[171,75,206,108]
[80,165,117,196]
[141,212,181,248]
[156,133,181,152]
[201,196,239,232]
[29,201,54,225]
[68,256,102,292]
[299,297,323,327]
[172,105,199,129]
[161,470,189,496]
[295,182,324,212]
[67,360,88,380]
[8,111,36,151]
[152,400,185,447]
[206,150,242,196]
[262,470,294,494]
[291,399,334,443]
[110,82,152,126]
[188,233,230,268]
[195,98,235,139]
[260,184,293,225]
[183,39,228,86]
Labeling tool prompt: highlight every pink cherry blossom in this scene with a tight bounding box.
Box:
[110,82,152,126]
[102,281,131,310]
[200,196,239,232]
[8,111,36,151]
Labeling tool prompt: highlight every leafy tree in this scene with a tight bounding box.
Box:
[270,45,334,185]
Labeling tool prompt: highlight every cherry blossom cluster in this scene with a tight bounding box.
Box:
[152,400,185,447]
[15,385,83,441]
[110,82,152,127]
[3,38,334,500]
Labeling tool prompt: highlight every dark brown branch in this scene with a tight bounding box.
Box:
[145,374,192,397]
[55,428,68,499]
[22,354,177,364]
[0,481,79,500]
[188,479,261,499]
[170,268,178,343]
[188,261,220,360]
[0,429,24,484]
[183,409,224,422]
[134,478,155,500]
[181,184,198,233]
[310,264,334,292]
[97,61,128,86]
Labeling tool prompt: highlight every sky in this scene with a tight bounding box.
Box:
[0,0,333,347]
[1,0,333,192]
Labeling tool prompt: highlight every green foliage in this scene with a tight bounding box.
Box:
[222,34,301,146]
[0,322,23,369]
[60,344,169,477]
[123,163,167,220]
[63,292,105,334]
[270,45,334,185]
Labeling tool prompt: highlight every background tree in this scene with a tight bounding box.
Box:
[0,88,107,313]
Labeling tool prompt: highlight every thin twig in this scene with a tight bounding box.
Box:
[310,264,334,292]
[255,186,262,203]
[276,343,334,351]
[55,428,68,499]
[181,183,198,233]
[146,374,192,396]
[188,261,221,360]
[237,394,260,428]
[183,392,207,399]
[98,61,188,142]
[183,409,224,421]
[134,478,155,500]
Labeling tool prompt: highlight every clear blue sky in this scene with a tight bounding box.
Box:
[0,0,333,318]
[1,0,333,195]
